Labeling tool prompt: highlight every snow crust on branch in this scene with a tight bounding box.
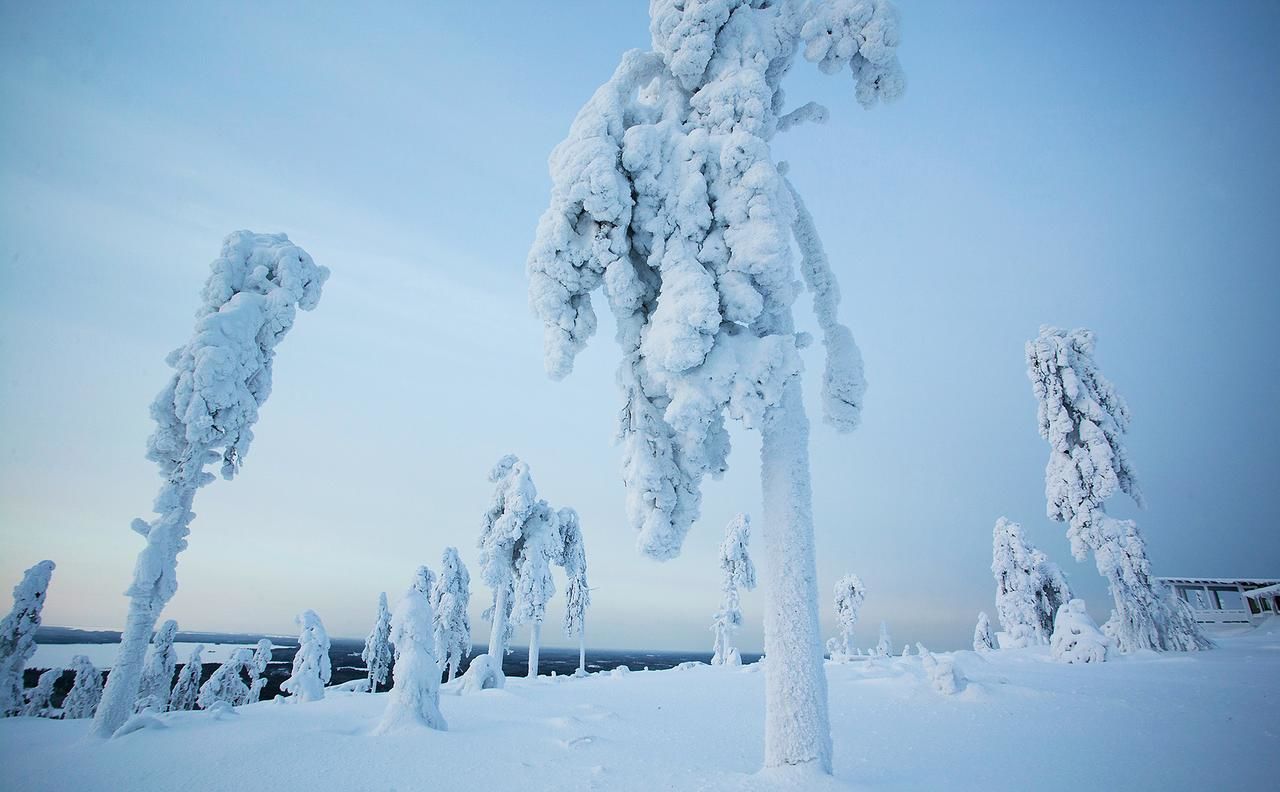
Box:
[281,610,331,702]
[0,560,55,717]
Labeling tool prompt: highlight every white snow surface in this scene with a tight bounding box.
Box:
[6,625,1276,790]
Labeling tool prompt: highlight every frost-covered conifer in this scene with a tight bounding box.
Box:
[135,619,178,713]
[526,0,903,772]
[362,593,393,693]
[246,639,272,703]
[992,517,1072,647]
[432,548,472,683]
[555,510,591,677]
[281,610,331,702]
[0,560,55,717]
[169,645,204,711]
[973,612,996,653]
[23,667,61,718]
[198,649,251,710]
[875,621,893,657]
[63,655,103,719]
[711,514,757,667]
[1050,600,1109,664]
[827,574,865,661]
[92,233,328,737]
[511,502,560,678]
[917,644,963,695]
[376,569,446,733]
[1026,327,1209,653]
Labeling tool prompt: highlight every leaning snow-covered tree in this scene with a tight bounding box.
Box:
[23,667,61,718]
[135,619,178,713]
[376,568,447,733]
[63,655,103,719]
[168,644,204,711]
[0,560,55,717]
[92,232,328,737]
[1026,327,1210,653]
[526,0,903,772]
[556,508,591,676]
[362,593,393,693]
[826,573,865,661]
[711,514,757,667]
[431,547,472,683]
[992,517,1072,648]
[281,610,331,702]
[197,649,252,710]
[973,611,996,653]
[246,639,273,703]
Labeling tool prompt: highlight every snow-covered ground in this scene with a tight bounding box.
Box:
[28,642,271,670]
[3,625,1277,791]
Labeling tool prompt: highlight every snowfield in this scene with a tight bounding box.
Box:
[3,626,1277,791]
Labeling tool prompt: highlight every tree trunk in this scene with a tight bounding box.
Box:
[446,658,456,683]
[578,632,586,676]
[528,622,541,677]
[487,585,509,659]
[758,378,832,773]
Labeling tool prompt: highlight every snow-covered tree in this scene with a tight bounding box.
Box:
[23,667,61,718]
[874,621,893,657]
[917,644,963,695]
[526,0,903,773]
[135,619,178,713]
[972,612,996,653]
[992,517,1072,648]
[92,233,329,737]
[556,508,591,676]
[281,610,331,702]
[711,514,757,667]
[826,573,865,661]
[198,649,251,710]
[431,547,472,683]
[1050,600,1109,664]
[1026,327,1210,653]
[168,645,204,711]
[246,639,272,703]
[376,569,446,733]
[361,593,393,693]
[63,655,103,719]
[511,501,560,678]
[0,560,55,717]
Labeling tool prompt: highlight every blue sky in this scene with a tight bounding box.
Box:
[1,1,1277,652]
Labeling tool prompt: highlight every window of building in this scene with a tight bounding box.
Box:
[1210,587,1244,611]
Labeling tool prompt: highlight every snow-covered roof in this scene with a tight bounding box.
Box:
[1157,577,1280,588]
[1243,583,1280,600]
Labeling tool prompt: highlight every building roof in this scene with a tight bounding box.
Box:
[1243,583,1280,600]
[1157,577,1280,588]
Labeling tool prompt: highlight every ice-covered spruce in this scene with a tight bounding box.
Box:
[526,0,904,773]
[92,232,328,737]
[135,619,178,713]
[826,574,865,662]
[168,645,204,711]
[992,517,1072,648]
[282,610,331,702]
[432,548,473,684]
[0,560,55,717]
[711,514,756,667]
[63,655,103,719]
[1051,599,1109,664]
[377,568,446,733]
[973,612,996,653]
[362,593,393,693]
[555,510,591,677]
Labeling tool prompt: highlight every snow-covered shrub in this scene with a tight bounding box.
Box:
[457,653,503,694]
[1051,600,1109,664]
[362,593,393,693]
[168,645,204,711]
[0,560,55,717]
[281,610,331,702]
[711,514,757,667]
[918,645,964,695]
[198,649,251,710]
[992,517,1072,647]
[526,0,904,773]
[973,612,996,653]
[556,509,591,677]
[93,233,328,737]
[432,548,472,683]
[511,500,560,678]
[63,655,103,719]
[23,667,61,718]
[135,619,178,713]
[377,570,446,733]
[1027,327,1210,653]
[875,622,893,657]
[246,639,272,703]
[827,574,865,661]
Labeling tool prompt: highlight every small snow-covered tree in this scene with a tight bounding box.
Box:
[511,501,560,678]
[169,645,204,711]
[992,517,1072,647]
[556,508,591,676]
[875,621,893,657]
[973,612,996,653]
[246,639,272,703]
[1051,600,1109,664]
[917,644,963,695]
[362,593,393,693]
[198,649,251,710]
[826,573,865,661]
[281,610,331,702]
[63,655,103,719]
[23,667,61,718]
[711,514,757,667]
[1026,327,1209,653]
[376,569,447,733]
[526,0,904,772]
[431,547,472,683]
[0,560,55,717]
[135,619,178,713]
[92,233,328,737]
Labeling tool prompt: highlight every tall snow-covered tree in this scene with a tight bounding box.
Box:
[198,649,251,710]
[168,645,204,711]
[711,514,757,667]
[92,232,329,737]
[827,573,865,661]
[23,667,61,718]
[246,639,273,703]
[362,593,393,693]
[376,569,447,733]
[1026,327,1210,653]
[556,508,591,676]
[874,621,893,657]
[63,655,103,719]
[992,517,1072,648]
[431,547,472,683]
[511,501,560,678]
[281,610,331,702]
[135,619,179,713]
[972,612,995,653]
[0,560,55,717]
[526,0,903,773]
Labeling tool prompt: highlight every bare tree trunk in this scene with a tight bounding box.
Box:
[578,632,586,676]
[528,622,541,677]
[487,585,509,659]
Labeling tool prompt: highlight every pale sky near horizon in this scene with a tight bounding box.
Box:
[1,1,1277,653]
